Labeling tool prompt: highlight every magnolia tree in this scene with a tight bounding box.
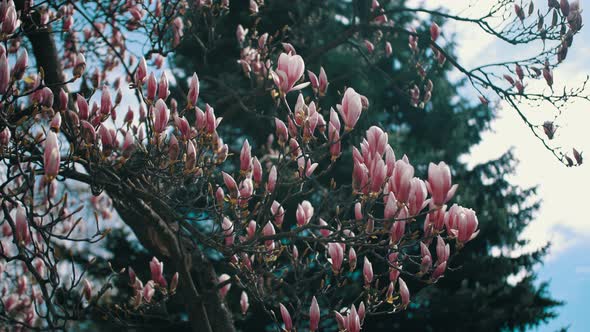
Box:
[0,0,583,331]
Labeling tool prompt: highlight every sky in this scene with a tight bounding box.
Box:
[408,0,590,331]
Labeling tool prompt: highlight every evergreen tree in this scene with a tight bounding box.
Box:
[170,1,563,330]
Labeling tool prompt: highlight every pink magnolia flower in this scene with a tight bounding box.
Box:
[408,178,428,216]
[561,0,570,16]
[390,220,406,244]
[177,116,191,140]
[153,99,170,133]
[236,24,248,43]
[238,178,254,204]
[36,87,54,108]
[329,108,341,134]
[390,158,414,203]
[143,281,155,302]
[252,157,262,184]
[366,126,388,158]
[12,49,27,80]
[1,4,19,35]
[215,187,225,207]
[364,40,375,53]
[153,54,165,69]
[275,118,289,145]
[339,88,363,131]
[158,71,170,100]
[99,126,115,150]
[76,94,89,120]
[420,242,432,274]
[445,204,479,244]
[0,127,10,146]
[436,236,450,264]
[0,53,9,94]
[385,41,393,57]
[271,201,285,227]
[289,138,301,157]
[385,145,396,176]
[249,0,258,14]
[50,113,61,132]
[282,42,297,54]
[358,302,366,325]
[135,57,147,84]
[59,89,69,110]
[4,294,18,313]
[82,279,93,301]
[218,274,231,299]
[573,148,583,165]
[352,160,369,193]
[240,139,252,174]
[73,53,86,77]
[366,217,374,234]
[354,202,363,221]
[543,121,556,140]
[515,64,524,80]
[146,72,157,101]
[310,296,320,331]
[204,104,219,134]
[44,131,60,181]
[168,135,180,161]
[349,247,357,271]
[503,74,515,86]
[426,161,458,206]
[296,200,314,226]
[188,73,199,106]
[122,131,135,159]
[258,33,268,48]
[514,4,525,21]
[279,303,293,331]
[308,70,319,93]
[430,22,440,41]
[240,291,249,315]
[318,218,331,237]
[329,129,341,161]
[363,257,373,285]
[150,257,167,287]
[100,85,112,115]
[172,17,184,46]
[81,121,96,143]
[185,140,197,170]
[389,253,400,282]
[318,67,328,96]
[432,260,447,280]
[222,217,234,246]
[170,272,179,293]
[457,208,479,244]
[297,157,318,178]
[15,204,30,245]
[271,53,309,95]
[263,221,275,250]
[244,220,256,239]
[369,159,387,194]
[266,165,277,193]
[328,242,344,274]
[399,278,410,307]
[543,63,553,87]
[222,172,239,199]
